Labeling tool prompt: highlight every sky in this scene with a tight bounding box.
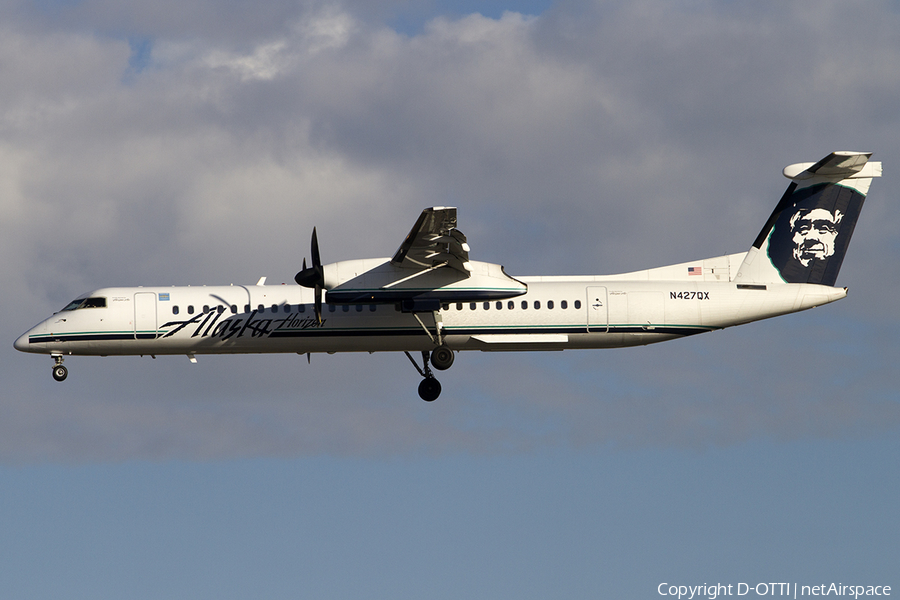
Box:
[1,0,898,597]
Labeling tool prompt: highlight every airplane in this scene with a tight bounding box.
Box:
[15,151,882,401]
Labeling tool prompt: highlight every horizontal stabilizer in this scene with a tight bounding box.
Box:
[783,151,882,181]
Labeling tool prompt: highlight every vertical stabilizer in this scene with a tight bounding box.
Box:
[734,151,882,286]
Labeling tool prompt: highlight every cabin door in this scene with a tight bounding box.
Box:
[134,292,158,339]
[586,286,608,332]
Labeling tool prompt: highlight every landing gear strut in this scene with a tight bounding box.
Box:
[403,306,454,401]
[405,350,442,402]
[51,355,68,382]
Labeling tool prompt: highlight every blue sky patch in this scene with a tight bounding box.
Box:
[127,36,153,75]
[390,0,554,36]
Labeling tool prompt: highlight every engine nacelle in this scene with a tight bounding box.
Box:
[320,258,391,290]
[323,258,526,305]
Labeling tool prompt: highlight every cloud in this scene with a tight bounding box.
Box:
[2,0,899,462]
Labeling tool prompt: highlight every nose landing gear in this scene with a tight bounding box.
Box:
[51,355,68,382]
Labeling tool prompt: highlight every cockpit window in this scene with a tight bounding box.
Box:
[61,297,107,311]
[61,298,87,311]
[81,297,106,308]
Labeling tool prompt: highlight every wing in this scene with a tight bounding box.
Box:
[324,206,526,307]
[391,207,472,274]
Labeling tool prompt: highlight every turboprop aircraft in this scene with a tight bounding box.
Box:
[15,151,882,401]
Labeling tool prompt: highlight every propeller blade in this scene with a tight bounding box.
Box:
[296,227,326,323]
[311,227,320,269]
[295,229,325,288]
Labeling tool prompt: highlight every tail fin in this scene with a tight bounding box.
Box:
[735,151,882,286]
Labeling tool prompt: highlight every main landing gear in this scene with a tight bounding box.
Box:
[405,345,455,401]
[51,355,68,382]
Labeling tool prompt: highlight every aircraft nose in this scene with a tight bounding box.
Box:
[16,320,48,353]
[14,331,30,352]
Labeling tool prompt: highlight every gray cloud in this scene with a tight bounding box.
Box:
[2,0,899,462]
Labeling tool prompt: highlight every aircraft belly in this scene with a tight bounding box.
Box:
[48,333,439,356]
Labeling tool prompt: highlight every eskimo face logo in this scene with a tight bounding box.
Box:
[789,207,843,267]
[765,181,865,287]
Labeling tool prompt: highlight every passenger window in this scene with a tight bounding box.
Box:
[356,305,363,312]
[231,305,238,314]
[328,305,336,313]
[217,305,225,314]
[456,303,463,310]
[369,305,376,312]
[173,306,180,315]
[244,304,250,313]
[548,300,554,309]
[521,300,528,309]
[258,304,265,313]
[508,301,514,310]
[574,300,582,309]
[561,300,568,309]
[271,304,278,313]
[442,303,449,311]
[299,304,306,313]
[534,301,541,309]
[203,305,210,314]
[483,302,490,310]
[470,303,477,310]
[496,301,502,310]
[188,305,195,314]
[342,305,350,312]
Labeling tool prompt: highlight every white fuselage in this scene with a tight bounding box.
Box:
[14,252,847,358]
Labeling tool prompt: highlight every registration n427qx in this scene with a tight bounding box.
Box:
[15,151,882,401]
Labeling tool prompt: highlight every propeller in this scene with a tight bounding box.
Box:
[294,227,324,323]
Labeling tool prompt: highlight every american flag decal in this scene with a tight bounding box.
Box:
[688,267,702,276]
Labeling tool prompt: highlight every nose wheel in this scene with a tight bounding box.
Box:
[51,356,68,382]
